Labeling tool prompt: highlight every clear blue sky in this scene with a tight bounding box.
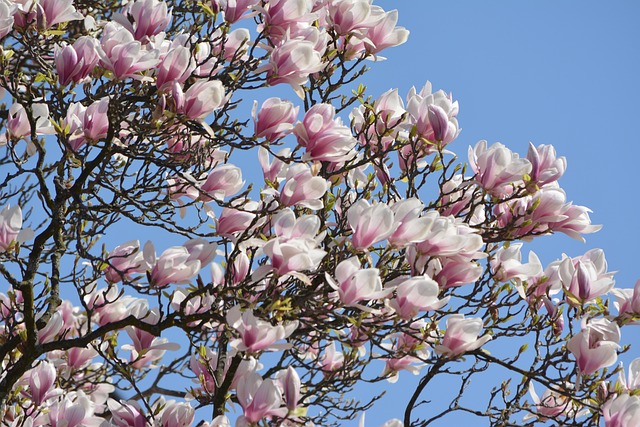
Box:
[359,2,640,424]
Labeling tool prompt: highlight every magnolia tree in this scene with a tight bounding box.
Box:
[0,0,638,426]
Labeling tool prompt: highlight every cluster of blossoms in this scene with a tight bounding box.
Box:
[0,0,637,426]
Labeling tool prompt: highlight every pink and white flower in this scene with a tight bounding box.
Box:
[469,140,531,197]
[227,305,299,353]
[326,257,390,307]
[107,399,147,427]
[254,98,299,141]
[55,36,100,86]
[264,38,324,96]
[98,22,160,80]
[104,240,145,283]
[406,81,460,150]
[387,275,448,319]
[278,163,330,209]
[156,46,195,91]
[434,314,491,357]
[525,382,575,420]
[37,0,84,29]
[347,200,395,250]
[236,372,287,423]
[175,79,226,120]
[490,243,542,283]
[294,103,357,163]
[115,0,172,41]
[602,394,640,427]
[144,243,202,288]
[567,317,620,375]
[0,205,32,252]
[559,250,615,306]
[362,6,409,54]
[526,143,566,189]
[45,392,102,427]
[159,401,194,427]
[0,0,15,39]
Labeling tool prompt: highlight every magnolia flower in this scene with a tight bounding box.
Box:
[294,103,357,163]
[258,147,290,183]
[236,372,287,423]
[469,140,532,197]
[198,164,244,201]
[6,103,55,143]
[98,22,160,80]
[362,6,409,54]
[160,401,194,427]
[327,0,372,35]
[613,280,640,321]
[380,324,430,383]
[278,163,330,209]
[107,399,147,427]
[175,79,226,120]
[490,243,542,283]
[254,97,298,141]
[55,36,100,86]
[263,235,326,276]
[156,46,195,91]
[145,243,202,288]
[434,314,491,357]
[37,0,84,28]
[567,317,620,375]
[381,354,427,384]
[524,382,575,420]
[347,200,395,250]
[83,97,110,142]
[602,394,640,427]
[0,205,32,252]
[123,308,180,368]
[265,38,324,96]
[388,198,433,247]
[0,0,15,39]
[37,310,67,344]
[276,366,301,411]
[216,200,262,237]
[46,391,103,427]
[326,257,390,307]
[550,203,602,241]
[616,357,640,392]
[115,0,172,41]
[319,341,344,371]
[406,82,460,149]
[526,142,566,189]
[409,211,484,259]
[202,416,232,427]
[214,0,260,23]
[104,240,145,283]
[438,174,485,225]
[492,186,590,241]
[388,275,449,319]
[227,305,298,352]
[262,209,326,276]
[183,238,217,266]
[22,361,60,406]
[351,88,405,152]
[559,254,615,306]
[260,0,315,42]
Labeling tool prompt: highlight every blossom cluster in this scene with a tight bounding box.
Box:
[0,0,636,426]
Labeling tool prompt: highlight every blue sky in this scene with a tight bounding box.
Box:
[358,2,640,424]
[369,1,640,283]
